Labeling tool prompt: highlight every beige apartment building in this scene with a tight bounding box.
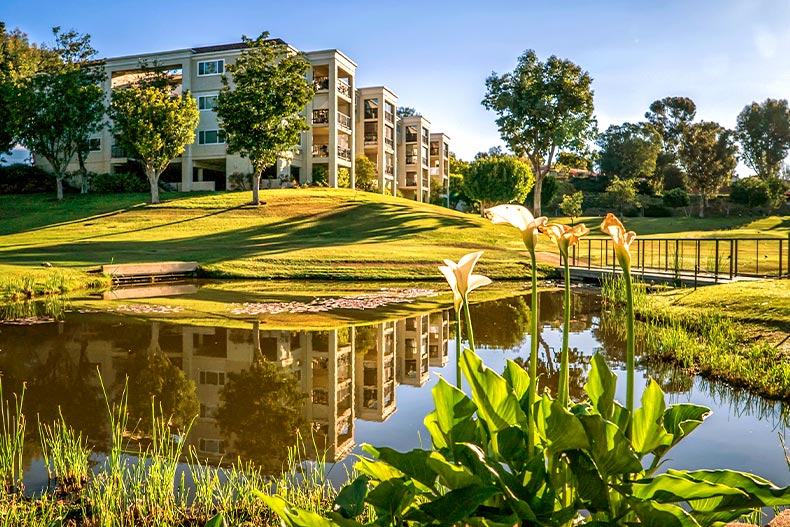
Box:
[355,86,398,194]
[429,133,451,206]
[397,115,432,202]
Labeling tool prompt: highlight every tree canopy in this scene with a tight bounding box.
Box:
[482,49,596,216]
[109,71,199,204]
[15,28,105,200]
[735,98,790,180]
[216,32,315,205]
[679,121,738,217]
[464,155,534,212]
[354,154,378,192]
[597,122,663,191]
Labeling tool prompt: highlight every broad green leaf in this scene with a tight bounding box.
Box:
[426,451,482,489]
[204,513,228,527]
[332,476,369,519]
[496,425,528,466]
[365,478,418,521]
[631,379,669,455]
[419,485,498,522]
[356,449,405,482]
[632,501,702,527]
[424,376,477,450]
[460,349,526,433]
[372,447,437,490]
[259,495,341,527]
[535,395,589,452]
[629,472,749,503]
[673,469,790,510]
[655,403,710,459]
[577,414,641,476]
[503,359,531,402]
[566,449,610,513]
[585,353,617,419]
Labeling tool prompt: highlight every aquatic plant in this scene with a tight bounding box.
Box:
[38,410,91,492]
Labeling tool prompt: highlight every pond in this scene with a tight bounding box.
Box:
[0,284,789,492]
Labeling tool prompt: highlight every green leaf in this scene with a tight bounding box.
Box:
[424,376,477,450]
[259,495,341,527]
[631,379,669,455]
[535,395,589,452]
[205,513,228,527]
[629,472,749,503]
[426,451,482,489]
[365,478,418,521]
[566,450,610,513]
[419,485,498,522]
[655,404,710,459]
[356,448,405,482]
[371,447,437,490]
[632,501,702,527]
[584,353,617,419]
[460,349,526,433]
[503,359,531,402]
[578,414,642,475]
[674,469,790,510]
[333,476,369,519]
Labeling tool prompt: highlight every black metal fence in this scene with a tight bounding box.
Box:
[570,236,790,281]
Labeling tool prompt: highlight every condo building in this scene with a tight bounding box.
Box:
[429,133,451,206]
[44,38,450,203]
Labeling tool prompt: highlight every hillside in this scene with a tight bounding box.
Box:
[0,189,539,281]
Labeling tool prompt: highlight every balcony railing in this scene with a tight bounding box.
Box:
[405,133,418,143]
[313,76,329,91]
[337,80,351,98]
[384,137,394,149]
[384,111,394,124]
[338,111,352,132]
[364,109,378,119]
[312,143,329,157]
[406,155,417,165]
[338,146,352,161]
[422,176,429,187]
[430,147,440,157]
[385,165,394,176]
[364,134,377,145]
[312,109,329,124]
[111,145,128,158]
[405,176,417,187]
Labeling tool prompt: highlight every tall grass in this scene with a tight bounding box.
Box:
[0,380,25,496]
[38,410,91,492]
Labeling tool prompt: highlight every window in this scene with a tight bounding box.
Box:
[199,370,225,385]
[364,98,379,119]
[199,404,216,419]
[198,130,226,145]
[198,94,218,111]
[197,59,224,76]
[88,138,101,151]
[198,438,226,454]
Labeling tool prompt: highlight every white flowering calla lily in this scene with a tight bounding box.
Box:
[485,204,548,255]
[438,251,492,310]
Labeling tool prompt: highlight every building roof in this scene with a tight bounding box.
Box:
[191,39,286,54]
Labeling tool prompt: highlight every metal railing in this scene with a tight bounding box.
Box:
[364,134,377,145]
[384,111,394,124]
[313,76,330,91]
[338,146,352,161]
[337,111,352,132]
[385,165,394,175]
[405,155,417,165]
[337,80,351,98]
[312,143,329,157]
[364,109,378,119]
[570,236,790,281]
[404,177,417,187]
[384,137,394,149]
[312,109,329,124]
[405,133,418,143]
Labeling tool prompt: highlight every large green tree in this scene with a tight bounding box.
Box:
[645,96,696,154]
[735,98,790,180]
[597,122,663,191]
[109,71,199,204]
[216,32,315,206]
[482,50,596,216]
[354,154,378,192]
[678,121,738,217]
[464,156,534,213]
[16,28,105,200]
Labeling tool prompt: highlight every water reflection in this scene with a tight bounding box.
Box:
[1,289,789,487]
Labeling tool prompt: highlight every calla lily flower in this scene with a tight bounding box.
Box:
[600,213,636,272]
[438,251,492,310]
[485,204,548,255]
[538,223,590,260]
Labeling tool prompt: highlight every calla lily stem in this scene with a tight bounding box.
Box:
[463,296,476,352]
[624,269,635,423]
[528,251,538,454]
[559,253,570,408]
[455,307,462,388]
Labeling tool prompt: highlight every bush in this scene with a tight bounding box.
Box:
[643,203,673,217]
[311,165,328,187]
[570,174,611,193]
[0,164,52,194]
[729,177,771,208]
[662,187,690,208]
[337,167,350,189]
[229,172,253,190]
[603,176,640,214]
[89,172,149,193]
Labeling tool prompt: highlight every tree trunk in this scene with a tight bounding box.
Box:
[698,194,707,218]
[533,174,544,216]
[252,171,262,206]
[78,150,88,194]
[146,166,160,204]
[56,177,64,201]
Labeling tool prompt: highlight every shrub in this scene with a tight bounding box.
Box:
[228,172,253,190]
[570,174,611,192]
[730,177,771,208]
[89,172,149,193]
[643,203,672,217]
[311,165,328,187]
[0,164,52,194]
[337,167,350,189]
[662,187,690,208]
[603,176,640,214]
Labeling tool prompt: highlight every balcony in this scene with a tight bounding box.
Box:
[384,111,394,124]
[384,137,394,150]
[338,145,352,161]
[312,143,329,158]
[405,133,418,143]
[364,109,378,120]
[385,165,394,176]
[337,80,351,98]
[313,76,329,91]
[312,109,329,125]
[404,176,417,187]
[338,111,352,133]
[406,155,417,165]
[430,146,440,157]
[422,135,429,145]
[364,134,377,145]
[422,176,429,187]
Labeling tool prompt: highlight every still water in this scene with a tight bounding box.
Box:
[1,287,789,491]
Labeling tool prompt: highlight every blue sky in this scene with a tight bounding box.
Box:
[5,0,790,168]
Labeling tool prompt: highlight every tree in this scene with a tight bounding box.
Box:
[109,74,199,204]
[216,32,315,206]
[603,177,640,215]
[559,191,584,224]
[449,152,470,176]
[597,122,663,191]
[557,150,595,172]
[354,154,378,191]
[397,106,419,118]
[729,177,772,208]
[646,96,696,191]
[526,173,558,211]
[678,121,738,217]
[482,49,596,216]
[16,28,105,200]
[662,187,690,214]
[735,99,790,180]
[464,156,534,212]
